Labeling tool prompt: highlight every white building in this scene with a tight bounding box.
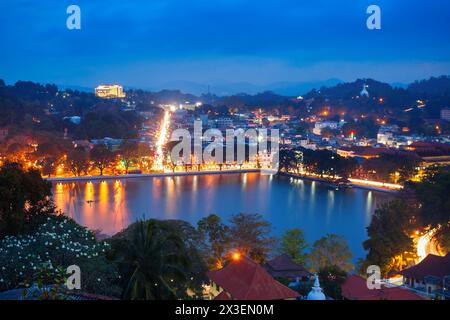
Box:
[377,131,395,147]
[95,84,126,99]
[377,125,400,147]
[313,121,339,135]
[299,139,317,150]
[307,275,326,300]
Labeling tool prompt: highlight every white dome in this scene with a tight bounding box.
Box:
[307,275,326,300]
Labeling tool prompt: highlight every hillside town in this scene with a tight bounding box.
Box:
[1,76,449,301]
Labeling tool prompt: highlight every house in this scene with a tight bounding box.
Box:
[207,256,300,300]
[407,141,450,157]
[341,275,425,300]
[264,254,311,282]
[313,121,339,135]
[399,253,450,299]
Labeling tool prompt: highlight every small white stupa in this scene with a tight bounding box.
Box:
[307,274,326,300]
[360,84,369,98]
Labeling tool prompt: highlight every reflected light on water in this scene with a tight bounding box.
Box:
[50,173,393,260]
[365,191,373,224]
[99,181,109,215]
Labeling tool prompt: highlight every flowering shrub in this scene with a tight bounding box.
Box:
[0,215,121,297]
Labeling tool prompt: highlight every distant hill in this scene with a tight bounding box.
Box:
[58,85,93,93]
[407,75,450,98]
[150,79,343,96]
[302,76,450,118]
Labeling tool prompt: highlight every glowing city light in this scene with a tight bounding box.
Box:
[154,110,171,170]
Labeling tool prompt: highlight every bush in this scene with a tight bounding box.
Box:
[0,215,121,297]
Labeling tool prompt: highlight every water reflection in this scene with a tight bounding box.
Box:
[51,173,392,259]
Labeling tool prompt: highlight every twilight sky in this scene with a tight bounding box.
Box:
[1,0,450,91]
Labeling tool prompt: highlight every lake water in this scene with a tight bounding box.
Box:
[52,173,392,260]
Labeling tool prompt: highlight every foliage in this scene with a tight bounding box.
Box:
[90,144,115,175]
[363,153,421,183]
[0,162,54,238]
[21,262,67,300]
[109,220,206,300]
[318,265,347,300]
[341,118,379,139]
[65,146,89,176]
[292,279,314,298]
[302,149,357,178]
[118,141,140,173]
[406,169,450,252]
[77,110,142,140]
[279,148,303,173]
[279,228,308,265]
[228,213,276,264]
[309,234,354,273]
[197,214,229,269]
[362,200,417,276]
[0,214,121,297]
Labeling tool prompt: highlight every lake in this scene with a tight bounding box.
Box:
[52,173,392,260]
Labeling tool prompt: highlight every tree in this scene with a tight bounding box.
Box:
[0,162,54,237]
[136,143,153,172]
[309,234,354,273]
[228,213,276,264]
[197,214,229,269]
[90,144,114,175]
[279,228,308,265]
[279,148,303,173]
[362,200,416,276]
[66,146,89,176]
[118,141,139,174]
[321,127,340,139]
[318,265,348,300]
[110,220,193,300]
[40,157,57,177]
[406,169,450,252]
[363,154,420,183]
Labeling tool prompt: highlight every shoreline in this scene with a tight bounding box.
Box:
[45,169,260,182]
[46,169,400,194]
[279,172,400,194]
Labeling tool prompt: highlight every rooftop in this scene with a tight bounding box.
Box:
[208,256,300,300]
[264,254,311,280]
[341,275,426,300]
[399,253,450,281]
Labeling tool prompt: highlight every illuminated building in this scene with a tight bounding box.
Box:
[399,253,450,299]
[95,84,126,99]
[313,121,338,135]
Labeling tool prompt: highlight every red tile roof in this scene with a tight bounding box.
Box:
[341,275,425,300]
[208,256,300,300]
[214,291,232,300]
[409,142,450,157]
[399,254,450,281]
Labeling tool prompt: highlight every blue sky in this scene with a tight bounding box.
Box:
[1,0,449,90]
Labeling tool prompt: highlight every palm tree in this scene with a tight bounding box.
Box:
[115,221,190,300]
